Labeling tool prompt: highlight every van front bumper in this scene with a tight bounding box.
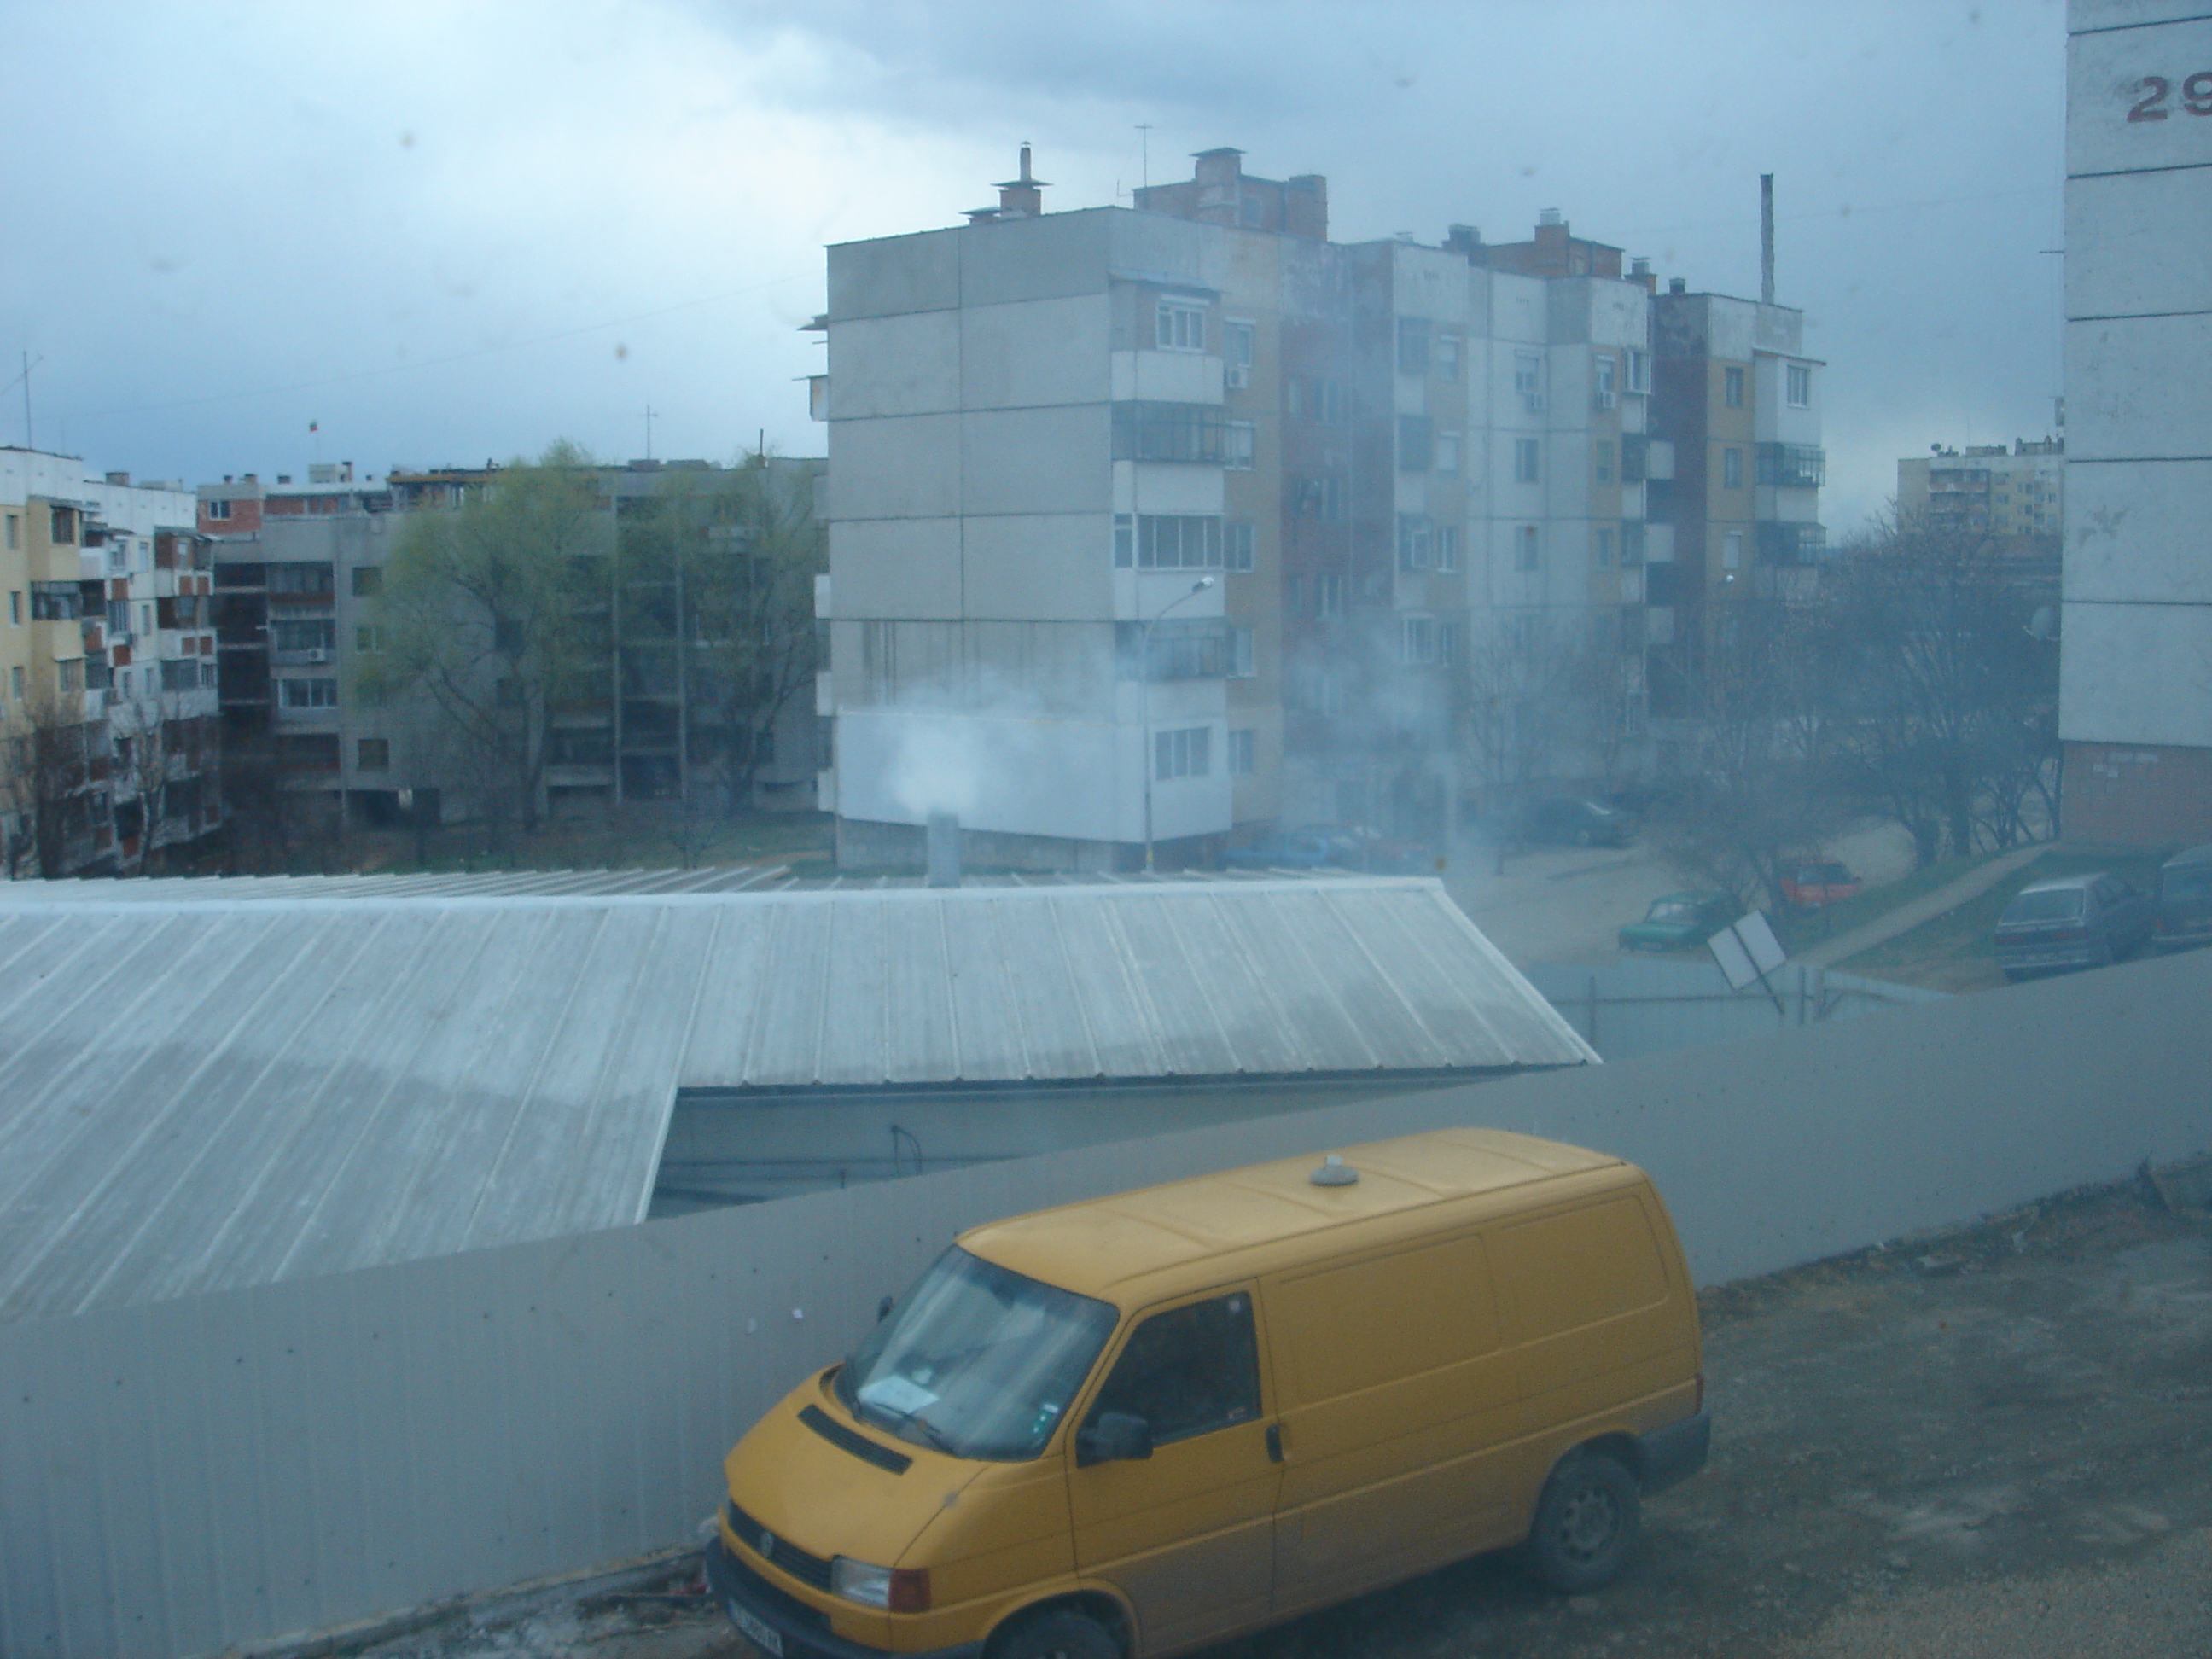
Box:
[1639,1410,1711,1493]
[706,1537,983,1659]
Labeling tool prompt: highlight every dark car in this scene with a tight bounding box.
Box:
[1220,830,1339,871]
[1516,797,1639,847]
[2152,843,2212,953]
[1619,892,1735,952]
[1993,873,2156,979]
[1780,859,1862,909]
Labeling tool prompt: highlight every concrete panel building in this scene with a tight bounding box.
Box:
[2,450,221,876]
[1899,439,2066,538]
[816,150,1781,870]
[2060,0,2212,844]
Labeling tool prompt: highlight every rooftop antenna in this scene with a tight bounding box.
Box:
[1137,124,1152,191]
[643,405,656,461]
[18,352,38,450]
[1760,173,1775,306]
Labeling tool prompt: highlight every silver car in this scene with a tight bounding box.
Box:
[1994,873,2156,980]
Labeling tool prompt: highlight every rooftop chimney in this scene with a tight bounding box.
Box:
[995,143,1047,218]
[1444,224,1481,255]
[926,812,963,888]
[1760,173,1775,306]
[1538,207,1564,228]
[1629,255,1655,293]
[1668,276,1688,294]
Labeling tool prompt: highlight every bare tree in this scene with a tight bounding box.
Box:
[1817,514,2059,866]
[1,690,96,878]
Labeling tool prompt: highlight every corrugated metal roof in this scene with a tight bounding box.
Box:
[0,875,1592,1323]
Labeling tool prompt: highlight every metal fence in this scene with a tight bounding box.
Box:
[3,951,2209,1658]
[1523,958,1945,1061]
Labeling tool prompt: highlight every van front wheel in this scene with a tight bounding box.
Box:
[1525,1452,1641,1592]
[993,1610,1121,1659]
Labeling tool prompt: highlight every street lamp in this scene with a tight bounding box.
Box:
[1139,574,1216,873]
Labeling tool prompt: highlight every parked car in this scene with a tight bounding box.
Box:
[2151,843,2212,953]
[706,1130,1709,1659]
[1220,830,1338,871]
[1291,824,1434,873]
[1779,859,1862,909]
[1993,872,2156,979]
[1516,797,1639,847]
[1619,892,1736,952]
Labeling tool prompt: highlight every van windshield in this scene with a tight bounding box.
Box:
[836,1247,1116,1462]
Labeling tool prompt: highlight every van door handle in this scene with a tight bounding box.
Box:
[1266,1423,1284,1463]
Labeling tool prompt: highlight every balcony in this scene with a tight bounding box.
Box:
[1756,521,1827,565]
[1756,443,1825,488]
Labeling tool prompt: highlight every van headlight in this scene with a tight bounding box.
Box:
[831,1557,931,1612]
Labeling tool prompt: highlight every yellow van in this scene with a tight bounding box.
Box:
[707,1128,1708,1659]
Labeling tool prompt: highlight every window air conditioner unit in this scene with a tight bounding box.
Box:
[1225,364,1250,389]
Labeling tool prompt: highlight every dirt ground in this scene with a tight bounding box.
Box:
[371,1179,2212,1659]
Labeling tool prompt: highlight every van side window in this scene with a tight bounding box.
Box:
[1085,1292,1260,1446]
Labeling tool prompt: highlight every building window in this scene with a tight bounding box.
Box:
[1435,333,1462,381]
[352,565,382,597]
[1515,525,1541,571]
[1435,524,1459,573]
[1435,428,1461,474]
[1224,420,1256,470]
[1595,356,1617,408]
[1318,572,1346,616]
[49,506,78,545]
[1397,416,1432,472]
[1596,440,1614,483]
[1297,474,1344,521]
[1122,515,1224,569]
[1627,349,1650,394]
[1118,619,1230,680]
[203,499,232,521]
[267,561,335,595]
[1224,320,1254,387]
[57,658,83,692]
[1514,438,1540,483]
[1229,626,1254,678]
[1724,365,1745,407]
[1723,530,1744,571]
[1597,527,1615,568]
[1155,725,1210,780]
[1396,317,1429,375]
[357,625,383,652]
[7,591,18,625]
[357,737,390,771]
[1155,300,1205,352]
[1397,515,1432,571]
[281,677,339,708]
[3,513,16,549]
[1723,447,1743,489]
[1439,620,1464,665]
[1786,364,1811,407]
[1289,377,1345,423]
[1514,352,1541,398]
[1111,401,1227,463]
[1225,521,1255,573]
[1229,728,1256,777]
[1401,616,1436,664]
[9,666,21,700]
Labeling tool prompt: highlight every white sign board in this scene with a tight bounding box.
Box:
[1708,911,1788,992]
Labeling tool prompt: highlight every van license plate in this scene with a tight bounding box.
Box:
[730,1603,783,1657]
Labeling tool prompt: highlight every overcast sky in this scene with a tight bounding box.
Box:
[3,0,2064,532]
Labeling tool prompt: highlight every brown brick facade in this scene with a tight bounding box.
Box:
[2064,742,2212,847]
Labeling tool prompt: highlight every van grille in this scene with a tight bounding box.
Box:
[727,1499,835,1593]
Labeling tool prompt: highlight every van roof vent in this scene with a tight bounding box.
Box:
[1310,1154,1359,1188]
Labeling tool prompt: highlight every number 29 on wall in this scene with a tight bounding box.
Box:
[2128,73,2212,121]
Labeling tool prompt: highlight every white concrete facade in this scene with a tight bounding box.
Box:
[2060,2,2212,841]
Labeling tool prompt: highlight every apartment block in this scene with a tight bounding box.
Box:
[818,149,1714,869]
[1646,280,1825,718]
[1898,439,2065,538]
[2,449,221,876]
[204,456,825,832]
[2060,0,2212,847]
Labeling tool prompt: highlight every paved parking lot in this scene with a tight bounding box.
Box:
[370,1180,2212,1659]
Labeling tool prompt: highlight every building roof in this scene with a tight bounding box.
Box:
[0,874,1591,1324]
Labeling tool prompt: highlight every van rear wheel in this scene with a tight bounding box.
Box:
[993,1610,1121,1659]
[1525,1452,1640,1592]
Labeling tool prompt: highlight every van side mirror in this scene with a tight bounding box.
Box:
[876,1295,894,1323]
[1076,1412,1154,1467]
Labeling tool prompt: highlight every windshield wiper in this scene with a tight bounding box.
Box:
[859,1397,960,1455]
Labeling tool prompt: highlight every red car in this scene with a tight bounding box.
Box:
[1780,859,1862,909]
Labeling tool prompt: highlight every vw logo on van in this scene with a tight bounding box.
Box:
[758,1530,776,1561]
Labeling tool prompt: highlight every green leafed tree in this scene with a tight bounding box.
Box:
[364,440,611,840]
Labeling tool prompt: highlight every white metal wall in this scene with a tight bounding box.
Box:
[4,951,2209,1658]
